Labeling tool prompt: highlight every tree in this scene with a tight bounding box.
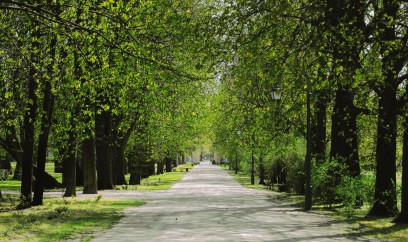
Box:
[370,0,407,217]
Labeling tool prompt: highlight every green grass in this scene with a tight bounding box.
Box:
[220,165,270,191]
[0,163,191,240]
[0,162,62,192]
[122,169,188,191]
[1,163,191,192]
[0,194,144,241]
[0,176,20,191]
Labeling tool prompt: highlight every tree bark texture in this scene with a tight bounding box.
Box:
[311,90,328,164]
[95,110,114,190]
[330,89,360,176]
[165,157,172,172]
[395,118,408,222]
[62,130,77,197]
[157,160,164,175]
[113,122,135,185]
[370,86,398,216]
[82,137,97,194]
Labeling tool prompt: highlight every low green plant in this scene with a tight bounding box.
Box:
[335,173,375,210]
[312,159,343,207]
[312,159,376,210]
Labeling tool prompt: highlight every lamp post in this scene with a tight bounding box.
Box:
[251,131,255,185]
[305,79,312,211]
[235,130,241,174]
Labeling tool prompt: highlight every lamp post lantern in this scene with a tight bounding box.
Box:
[271,84,282,101]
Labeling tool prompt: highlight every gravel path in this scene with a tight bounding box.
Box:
[91,163,368,242]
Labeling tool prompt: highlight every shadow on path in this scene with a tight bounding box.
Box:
[90,163,369,242]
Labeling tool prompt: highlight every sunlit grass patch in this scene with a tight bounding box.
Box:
[123,170,187,191]
[0,177,20,191]
[0,162,62,192]
[220,165,268,191]
[0,195,143,241]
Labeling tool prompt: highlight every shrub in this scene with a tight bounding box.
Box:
[264,153,304,193]
[312,159,375,208]
[335,172,375,209]
[284,153,305,194]
[312,159,342,207]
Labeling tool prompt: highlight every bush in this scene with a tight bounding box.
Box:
[312,159,375,208]
[265,153,304,193]
[284,153,305,194]
[312,159,342,206]
[335,173,375,209]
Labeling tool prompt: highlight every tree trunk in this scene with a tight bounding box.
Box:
[19,22,40,209]
[32,32,56,206]
[369,83,398,217]
[165,157,172,172]
[114,142,127,185]
[95,110,114,190]
[157,160,164,175]
[330,89,360,176]
[82,137,97,194]
[311,90,328,164]
[32,81,55,206]
[369,0,400,217]
[62,130,77,197]
[129,171,141,185]
[113,122,135,185]
[327,89,360,205]
[395,117,408,222]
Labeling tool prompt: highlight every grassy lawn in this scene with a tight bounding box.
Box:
[0,162,192,192]
[0,162,62,192]
[222,165,408,241]
[0,194,144,241]
[121,169,189,191]
[0,162,192,241]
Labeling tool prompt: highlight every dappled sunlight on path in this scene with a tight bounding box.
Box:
[92,163,368,242]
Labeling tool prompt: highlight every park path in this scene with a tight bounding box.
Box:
[92,163,367,242]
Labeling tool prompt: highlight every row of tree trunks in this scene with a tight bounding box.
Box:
[311,0,405,218]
